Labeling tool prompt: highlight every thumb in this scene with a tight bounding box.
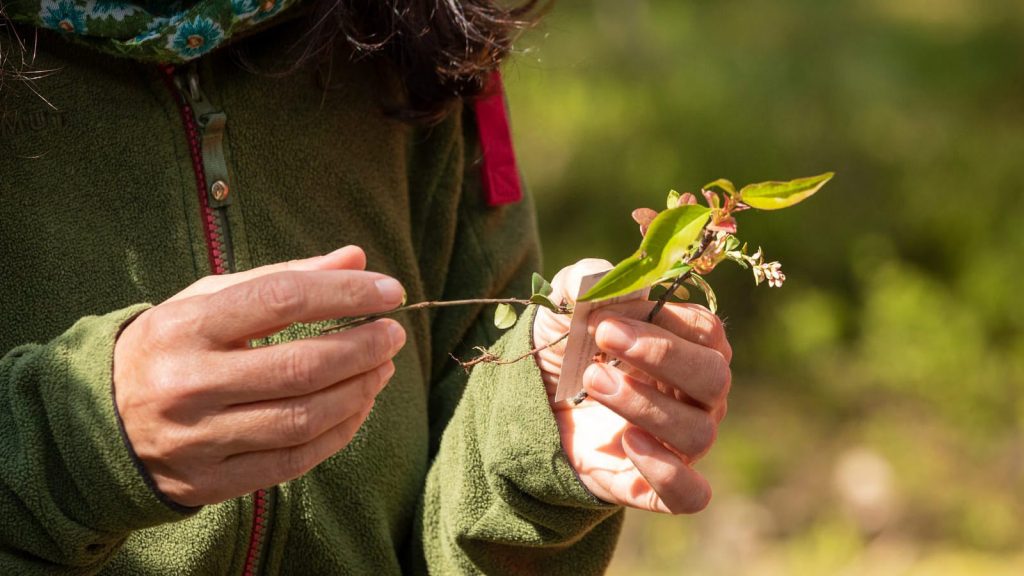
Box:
[168,245,367,302]
[535,258,613,344]
[551,258,613,305]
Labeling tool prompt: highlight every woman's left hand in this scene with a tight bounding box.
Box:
[534,260,732,514]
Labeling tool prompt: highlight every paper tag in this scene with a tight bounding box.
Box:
[553,271,651,403]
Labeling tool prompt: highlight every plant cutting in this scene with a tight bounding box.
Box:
[322,171,834,399]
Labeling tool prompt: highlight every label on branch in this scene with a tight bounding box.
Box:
[554,271,651,404]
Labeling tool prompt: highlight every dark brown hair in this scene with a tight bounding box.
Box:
[301,0,548,123]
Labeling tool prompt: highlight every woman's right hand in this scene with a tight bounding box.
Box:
[113,246,406,507]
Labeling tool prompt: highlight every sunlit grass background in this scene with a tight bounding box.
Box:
[504,1,1024,574]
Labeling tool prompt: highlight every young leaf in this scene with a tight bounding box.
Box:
[528,293,559,311]
[580,205,711,301]
[631,208,659,237]
[739,172,834,211]
[666,189,681,209]
[686,273,718,314]
[531,272,554,298]
[703,178,737,197]
[493,303,517,330]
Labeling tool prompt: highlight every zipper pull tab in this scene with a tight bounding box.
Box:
[176,64,232,208]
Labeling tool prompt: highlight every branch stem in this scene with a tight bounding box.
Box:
[320,298,537,334]
[456,330,570,370]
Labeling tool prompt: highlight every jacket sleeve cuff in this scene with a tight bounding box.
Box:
[473,307,615,513]
[419,307,622,574]
[46,305,197,531]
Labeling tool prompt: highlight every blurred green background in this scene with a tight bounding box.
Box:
[503,0,1024,574]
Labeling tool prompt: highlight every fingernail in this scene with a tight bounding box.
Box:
[375,278,405,306]
[586,363,619,396]
[386,321,406,350]
[596,319,637,353]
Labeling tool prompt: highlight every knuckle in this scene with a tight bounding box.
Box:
[337,273,373,307]
[282,257,306,270]
[192,275,219,292]
[257,274,303,318]
[281,347,320,392]
[688,307,721,346]
[145,304,195,346]
[285,400,316,443]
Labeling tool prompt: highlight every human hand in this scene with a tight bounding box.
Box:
[534,260,732,514]
[113,246,406,507]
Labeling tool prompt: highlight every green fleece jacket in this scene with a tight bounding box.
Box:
[0,22,623,576]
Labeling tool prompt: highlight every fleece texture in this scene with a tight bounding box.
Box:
[0,21,623,576]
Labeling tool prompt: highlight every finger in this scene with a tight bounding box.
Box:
[198,319,405,404]
[583,363,718,461]
[169,246,367,302]
[219,401,377,501]
[593,316,731,409]
[193,269,406,344]
[592,302,731,362]
[210,361,394,454]
[621,426,712,514]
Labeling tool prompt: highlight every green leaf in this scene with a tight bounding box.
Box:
[666,189,681,209]
[528,293,559,311]
[687,273,718,314]
[655,262,692,284]
[493,303,517,330]
[703,178,737,197]
[581,205,711,301]
[739,172,834,211]
[531,272,554,298]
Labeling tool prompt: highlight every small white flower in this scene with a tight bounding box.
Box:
[749,251,785,288]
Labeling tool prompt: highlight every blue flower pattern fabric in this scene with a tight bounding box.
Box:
[13,0,298,62]
[40,0,88,34]
[168,16,224,59]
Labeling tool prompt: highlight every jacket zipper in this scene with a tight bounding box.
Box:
[160,64,269,576]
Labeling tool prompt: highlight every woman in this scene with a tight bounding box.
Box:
[0,1,732,573]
